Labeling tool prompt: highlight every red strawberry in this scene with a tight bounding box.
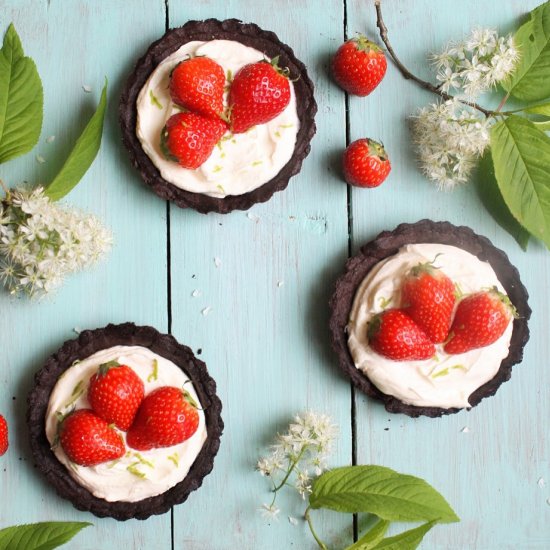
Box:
[343,138,391,188]
[87,361,144,431]
[161,112,227,169]
[401,261,456,343]
[367,309,435,361]
[170,56,225,119]
[59,409,125,467]
[0,415,8,456]
[332,35,387,96]
[126,386,199,451]
[228,58,291,134]
[444,289,516,354]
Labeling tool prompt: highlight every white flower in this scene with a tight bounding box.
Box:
[259,503,280,520]
[432,28,518,100]
[410,100,492,189]
[0,186,112,297]
[295,469,312,499]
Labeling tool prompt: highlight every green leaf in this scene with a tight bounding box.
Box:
[0,522,91,550]
[475,152,530,250]
[0,23,43,163]
[309,466,459,523]
[490,114,550,247]
[44,79,107,201]
[525,101,550,116]
[503,2,550,102]
[345,520,390,550]
[369,522,435,550]
[534,119,550,131]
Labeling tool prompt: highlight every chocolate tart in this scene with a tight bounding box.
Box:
[27,323,223,520]
[119,18,317,214]
[329,220,531,418]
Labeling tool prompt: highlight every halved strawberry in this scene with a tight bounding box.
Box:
[228,58,291,134]
[0,414,8,456]
[87,361,144,431]
[126,386,199,451]
[169,56,226,119]
[401,260,456,343]
[59,409,125,467]
[367,309,435,361]
[160,112,227,169]
[444,288,516,354]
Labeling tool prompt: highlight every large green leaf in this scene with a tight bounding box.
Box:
[345,520,389,550]
[0,23,43,163]
[490,115,550,247]
[44,80,107,201]
[369,523,435,550]
[503,2,550,102]
[0,522,91,550]
[475,152,530,250]
[309,466,459,523]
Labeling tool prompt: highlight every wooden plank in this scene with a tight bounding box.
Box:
[167,1,353,548]
[348,1,550,548]
[0,0,171,547]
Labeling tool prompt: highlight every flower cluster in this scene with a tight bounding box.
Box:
[410,100,492,189]
[432,28,519,100]
[0,186,112,297]
[411,28,518,189]
[257,411,338,519]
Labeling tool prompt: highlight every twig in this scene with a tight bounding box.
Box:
[374,0,495,117]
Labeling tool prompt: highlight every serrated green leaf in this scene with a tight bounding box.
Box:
[345,520,390,550]
[369,522,435,550]
[44,79,107,201]
[0,23,43,163]
[503,2,550,102]
[309,466,459,523]
[490,115,550,247]
[0,522,91,550]
[475,152,530,250]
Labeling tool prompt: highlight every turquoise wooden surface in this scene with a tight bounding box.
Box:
[0,1,548,549]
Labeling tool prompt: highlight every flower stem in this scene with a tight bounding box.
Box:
[374,0,495,117]
[496,92,510,113]
[272,447,306,492]
[305,507,329,550]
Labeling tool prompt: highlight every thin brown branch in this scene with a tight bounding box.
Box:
[374,0,495,117]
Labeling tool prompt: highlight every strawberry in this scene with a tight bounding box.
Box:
[126,386,199,451]
[401,261,456,343]
[332,35,387,96]
[169,56,226,119]
[228,58,291,134]
[444,289,516,354]
[367,309,435,361]
[0,414,8,456]
[59,409,125,467]
[343,138,391,188]
[87,361,144,431]
[160,112,227,169]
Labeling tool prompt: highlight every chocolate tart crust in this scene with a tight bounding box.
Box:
[119,18,317,214]
[27,323,223,520]
[329,220,531,418]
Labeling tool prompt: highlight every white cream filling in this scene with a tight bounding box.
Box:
[136,39,300,198]
[347,244,514,409]
[45,346,207,502]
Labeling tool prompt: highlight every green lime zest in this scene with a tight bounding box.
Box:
[149,89,163,109]
[147,359,158,383]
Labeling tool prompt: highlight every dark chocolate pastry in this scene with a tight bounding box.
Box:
[27,323,223,520]
[329,220,531,418]
[119,19,317,214]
